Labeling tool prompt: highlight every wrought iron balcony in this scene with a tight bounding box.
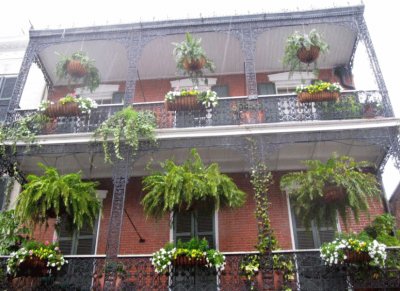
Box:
[1,248,399,290]
[9,90,388,136]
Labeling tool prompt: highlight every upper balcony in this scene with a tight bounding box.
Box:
[9,5,394,134]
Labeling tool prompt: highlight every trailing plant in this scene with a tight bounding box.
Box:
[283,29,329,75]
[141,148,246,219]
[39,93,98,115]
[0,210,29,255]
[151,238,225,274]
[7,240,67,277]
[94,107,156,163]
[173,32,215,85]
[165,88,218,108]
[15,163,101,231]
[280,154,381,228]
[56,51,100,92]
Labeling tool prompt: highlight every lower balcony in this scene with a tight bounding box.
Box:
[10,90,387,135]
[1,249,399,290]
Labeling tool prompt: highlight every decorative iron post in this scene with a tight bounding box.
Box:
[239,25,258,99]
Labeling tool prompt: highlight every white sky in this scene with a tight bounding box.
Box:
[2,0,399,197]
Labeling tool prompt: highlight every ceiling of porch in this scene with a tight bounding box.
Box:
[37,23,357,86]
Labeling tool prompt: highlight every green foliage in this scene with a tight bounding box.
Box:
[280,154,381,228]
[295,80,342,94]
[56,51,100,92]
[15,163,101,231]
[94,107,156,163]
[283,29,329,75]
[0,210,29,255]
[173,32,215,85]
[141,148,246,219]
[315,95,363,120]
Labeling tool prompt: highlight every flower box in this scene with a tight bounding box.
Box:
[344,250,371,264]
[16,256,48,277]
[173,255,207,267]
[44,102,81,118]
[296,80,342,103]
[297,91,339,103]
[165,95,203,111]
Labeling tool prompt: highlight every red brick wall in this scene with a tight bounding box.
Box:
[31,219,57,243]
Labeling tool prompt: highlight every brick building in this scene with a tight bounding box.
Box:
[2,4,400,290]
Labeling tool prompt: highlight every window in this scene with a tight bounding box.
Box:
[174,203,215,248]
[57,217,98,255]
[76,84,122,105]
[257,83,276,95]
[211,85,229,97]
[291,209,336,249]
[0,76,17,100]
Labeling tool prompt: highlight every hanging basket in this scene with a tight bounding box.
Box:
[323,185,346,203]
[44,102,81,118]
[165,95,203,111]
[344,250,371,264]
[173,255,207,267]
[296,46,320,64]
[66,60,87,78]
[182,57,206,71]
[297,91,340,103]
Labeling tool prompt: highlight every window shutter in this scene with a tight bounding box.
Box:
[174,211,193,243]
[0,77,17,100]
[57,219,74,254]
[257,83,276,95]
[57,217,96,254]
[211,85,229,97]
[196,205,214,248]
[112,92,124,104]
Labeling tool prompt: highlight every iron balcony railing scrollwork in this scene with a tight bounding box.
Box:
[0,248,399,290]
[7,90,390,136]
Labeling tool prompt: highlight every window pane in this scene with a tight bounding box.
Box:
[296,230,316,249]
[211,85,229,97]
[112,92,124,104]
[176,212,192,234]
[257,83,276,95]
[76,238,94,254]
[0,77,17,99]
[319,229,335,244]
[59,240,73,254]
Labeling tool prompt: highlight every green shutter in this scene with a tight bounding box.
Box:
[257,83,276,95]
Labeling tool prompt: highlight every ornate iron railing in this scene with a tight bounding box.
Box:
[0,248,399,290]
[8,90,388,135]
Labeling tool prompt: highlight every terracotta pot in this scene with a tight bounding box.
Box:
[66,60,87,78]
[165,95,203,111]
[182,57,206,71]
[44,102,81,118]
[296,45,320,64]
[297,91,339,103]
[98,274,124,290]
[240,110,265,124]
[344,250,371,264]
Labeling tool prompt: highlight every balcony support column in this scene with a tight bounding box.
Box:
[357,16,394,117]
[238,26,258,99]
[104,148,132,290]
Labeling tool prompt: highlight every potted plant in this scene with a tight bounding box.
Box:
[7,240,67,289]
[321,235,386,267]
[56,51,101,92]
[93,107,156,163]
[173,32,215,86]
[283,29,329,75]
[151,238,225,274]
[295,80,342,103]
[40,93,98,118]
[232,100,265,124]
[94,261,128,290]
[315,95,363,120]
[14,163,101,231]
[141,148,246,219]
[363,99,383,118]
[280,154,381,228]
[164,88,218,111]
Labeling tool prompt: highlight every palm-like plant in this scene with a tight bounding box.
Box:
[141,149,246,219]
[280,154,381,228]
[15,163,101,231]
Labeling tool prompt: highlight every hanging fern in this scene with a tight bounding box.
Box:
[280,154,381,228]
[141,148,246,219]
[94,107,156,163]
[15,163,101,231]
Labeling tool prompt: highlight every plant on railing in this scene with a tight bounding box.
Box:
[315,95,363,120]
[95,260,129,290]
[173,32,215,86]
[15,163,101,231]
[320,235,386,268]
[280,154,381,228]
[151,238,225,274]
[0,210,29,255]
[141,148,246,219]
[56,51,101,92]
[295,80,342,103]
[165,88,218,111]
[94,107,156,163]
[7,240,67,277]
[360,213,400,246]
[283,29,329,75]
[39,93,98,117]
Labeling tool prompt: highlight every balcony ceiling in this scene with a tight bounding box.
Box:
[18,139,383,179]
[37,23,356,85]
